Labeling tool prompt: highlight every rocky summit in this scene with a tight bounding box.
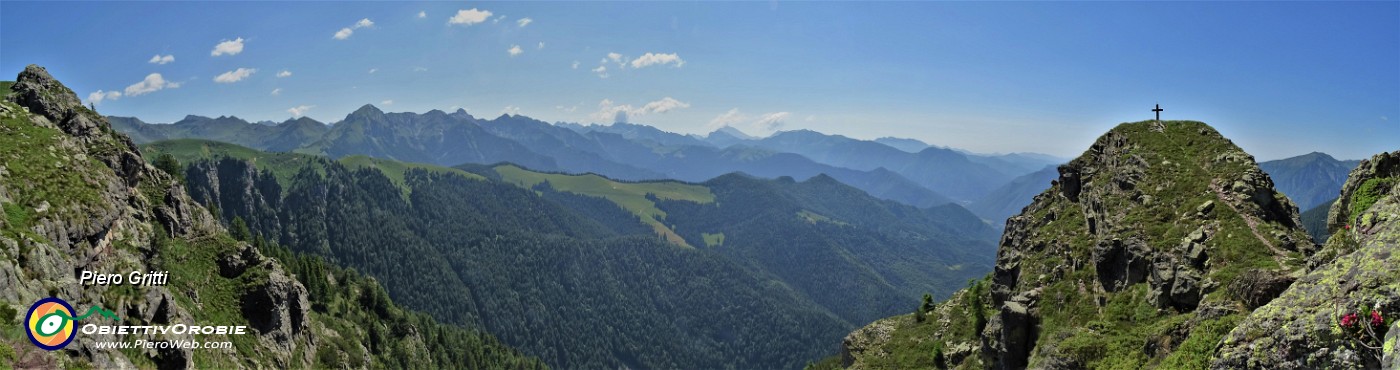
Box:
[839,120,1324,369]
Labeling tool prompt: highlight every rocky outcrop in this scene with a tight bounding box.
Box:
[184,158,283,238]
[1,65,315,368]
[840,316,900,368]
[977,121,1312,368]
[9,65,144,187]
[1213,150,1400,369]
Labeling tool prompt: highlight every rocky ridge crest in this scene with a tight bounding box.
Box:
[0,65,314,368]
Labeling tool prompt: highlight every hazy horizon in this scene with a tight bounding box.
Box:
[2,1,1395,159]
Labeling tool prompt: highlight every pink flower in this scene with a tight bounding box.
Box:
[1342,313,1360,328]
[1372,311,1384,327]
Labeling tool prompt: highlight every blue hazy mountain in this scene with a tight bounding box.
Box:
[1259,152,1362,211]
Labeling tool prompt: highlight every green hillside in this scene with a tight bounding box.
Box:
[490,164,714,247]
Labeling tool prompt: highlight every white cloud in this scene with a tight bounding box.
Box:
[148,54,174,65]
[508,45,523,57]
[705,108,789,136]
[210,37,245,56]
[517,18,533,27]
[368,68,378,74]
[413,66,428,72]
[213,68,257,83]
[591,65,608,78]
[335,18,375,39]
[381,99,394,106]
[125,73,179,96]
[537,42,545,50]
[87,90,122,104]
[707,108,746,131]
[287,105,314,117]
[571,61,580,69]
[418,11,426,18]
[591,97,691,123]
[501,105,522,115]
[276,70,292,78]
[493,15,506,24]
[631,52,685,68]
[755,112,790,132]
[448,8,492,26]
[607,52,625,68]
[639,97,690,114]
[270,88,281,96]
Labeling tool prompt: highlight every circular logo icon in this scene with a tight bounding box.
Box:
[25,297,77,351]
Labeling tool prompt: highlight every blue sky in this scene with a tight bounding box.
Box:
[2,1,1396,160]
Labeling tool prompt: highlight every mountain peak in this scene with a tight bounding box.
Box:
[10,64,86,122]
[345,104,386,122]
[352,104,383,115]
[845,119,1317,369]
[711,125,757,140]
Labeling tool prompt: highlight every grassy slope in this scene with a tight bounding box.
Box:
[491,164,714,247]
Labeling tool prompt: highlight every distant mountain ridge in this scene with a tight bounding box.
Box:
[109,104,1059,206]
[1259,152,1361,211]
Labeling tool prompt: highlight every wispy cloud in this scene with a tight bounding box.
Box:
[276,70,292,78]
[448,9,492,26]
[213,68,257,83]
[148,54,174,65]
[591,65,608,78]
[210,37,245,56]
[571,61,580,69]
[287,105,314,117]
[334,18,375,40]
[537,42,545,50]
[517,18,533,27]
[381,99,394,106]
[508,45,523,57]
[270,88,281,96]
[705,108,789,136]
[591,97,691,123]
[631,52,684,68]
[501,105,522,115]
[418,11,426,19]
[125,73,180,95]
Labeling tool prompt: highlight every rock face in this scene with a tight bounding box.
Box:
[1212,150,1400,369]
[840,121,1319,369]
[983,121,1313,368]
[0,65,314,368]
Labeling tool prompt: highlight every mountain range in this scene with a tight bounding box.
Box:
[108,105,1063,212]
[141,137,998,369]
